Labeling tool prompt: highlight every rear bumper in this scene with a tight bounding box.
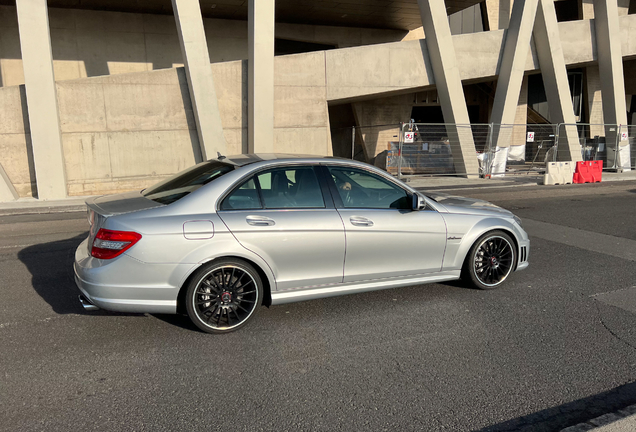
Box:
[73,237,188,314]
[74,269,177,314]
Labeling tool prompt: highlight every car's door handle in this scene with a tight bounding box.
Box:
[246,215,275,226]
[350,216,374,227]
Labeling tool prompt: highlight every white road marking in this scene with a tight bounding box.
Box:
[524,219,636,261]
[0,244,34,250]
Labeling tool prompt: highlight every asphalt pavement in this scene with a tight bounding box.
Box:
[2,181,636,431]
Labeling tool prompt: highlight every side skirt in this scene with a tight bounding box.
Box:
[270,271,461,306]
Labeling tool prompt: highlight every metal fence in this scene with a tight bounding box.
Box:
[626,125,636,169]
[555,123,633,171]
[333,122,633,178]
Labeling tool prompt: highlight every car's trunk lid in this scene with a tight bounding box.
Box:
[86,191,163,217]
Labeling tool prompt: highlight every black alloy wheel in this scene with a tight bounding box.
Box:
[185,258,263,334]
[463,230,516,290]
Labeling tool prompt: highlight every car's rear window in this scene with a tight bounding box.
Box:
[142,161,234,205]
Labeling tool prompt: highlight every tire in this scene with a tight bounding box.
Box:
[185,258,263,334]
[462,230,517,290]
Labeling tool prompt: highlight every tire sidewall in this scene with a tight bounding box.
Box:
[464,230,517,290]
[185,258,263,334]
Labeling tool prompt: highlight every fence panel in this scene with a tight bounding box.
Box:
[556,123,609,164]
[332,122,634,178]
[486,124,558,176]
[619,125,634,170]
[386,123,494,178]
[555,123,635,170]
[352,124,401,165]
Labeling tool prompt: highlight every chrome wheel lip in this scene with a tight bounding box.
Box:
[191,264,259,331]
[472,235,514,287]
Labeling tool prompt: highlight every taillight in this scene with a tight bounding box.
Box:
[91,229,142,260]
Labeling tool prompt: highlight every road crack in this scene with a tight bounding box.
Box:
[593,298,636,352]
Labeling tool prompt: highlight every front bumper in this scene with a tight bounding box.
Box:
[74,237,189,314]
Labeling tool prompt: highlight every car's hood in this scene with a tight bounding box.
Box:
[424,192,513,217]
[86,191,163,217]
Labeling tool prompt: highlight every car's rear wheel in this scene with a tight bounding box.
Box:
[185,258,263,334]
[463,231,516,290]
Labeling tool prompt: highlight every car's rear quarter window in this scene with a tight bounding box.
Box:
[143,161,234,205]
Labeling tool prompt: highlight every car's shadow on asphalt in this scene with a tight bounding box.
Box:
[440,279,481,290]
[17,232,481,331]
[18,233,143,318]
[151,313,200,332]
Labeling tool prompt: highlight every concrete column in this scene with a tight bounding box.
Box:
[491,0,536,128]
[533,0,581,161]
[484,0,513,30]
[248,0,275,154]
[0,163,19,202]
[489,0,537,173]
[594,0,630,169]
[581,0,631,18]
[585,66,605,138]
[417,0,480,177]
[172,0,226,160]
[579,2,603,138]
[16,0,67,200]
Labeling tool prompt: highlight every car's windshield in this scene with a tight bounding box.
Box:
[142,161,234,205]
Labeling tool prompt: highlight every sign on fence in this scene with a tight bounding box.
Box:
[526,132,535,142]
[404,132,414,143]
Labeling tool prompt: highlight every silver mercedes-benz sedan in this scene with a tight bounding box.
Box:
[74,154,529,333]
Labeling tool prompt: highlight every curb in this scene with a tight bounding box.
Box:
[561,404,636,431]
[0,197,91,217]
[0,205,86,217]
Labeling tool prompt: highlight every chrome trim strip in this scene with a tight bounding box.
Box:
[271,272,460,305]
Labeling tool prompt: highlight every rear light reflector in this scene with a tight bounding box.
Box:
[91,229,142,260]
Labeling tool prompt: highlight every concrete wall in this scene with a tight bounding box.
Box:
[350,84,490,159]
[0,85,34,197]
[321,15,636,104]
[449,4,485,34]
[352,94,413,159]
[2,12,636,198]
[0,5,408,88]
[0,55,332,197]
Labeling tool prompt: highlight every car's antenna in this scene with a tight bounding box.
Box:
[217,152,226,160]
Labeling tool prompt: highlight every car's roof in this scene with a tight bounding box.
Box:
[220,153,349,167]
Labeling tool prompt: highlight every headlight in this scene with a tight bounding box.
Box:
[513,215,523,227]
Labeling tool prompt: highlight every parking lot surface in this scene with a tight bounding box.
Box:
[2,181,636,431]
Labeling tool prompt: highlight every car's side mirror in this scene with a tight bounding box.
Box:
[411,193,426,211]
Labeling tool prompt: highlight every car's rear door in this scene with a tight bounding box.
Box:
[323,165,447,283]
[217,165,345,291]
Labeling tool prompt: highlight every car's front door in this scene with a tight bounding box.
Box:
[217,165,345,291]
[324,165,447,283]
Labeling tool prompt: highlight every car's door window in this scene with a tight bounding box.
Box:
[220,177,261,210]
[256,167,325,209]
[327,167,409,209]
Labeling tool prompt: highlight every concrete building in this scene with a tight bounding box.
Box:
[0,0,634,201]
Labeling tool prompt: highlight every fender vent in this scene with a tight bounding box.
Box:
[520,246,527,263]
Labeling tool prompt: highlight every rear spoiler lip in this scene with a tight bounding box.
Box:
[84,192,164,218]
[85,196,110,216]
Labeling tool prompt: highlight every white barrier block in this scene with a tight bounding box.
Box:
[543,161,574,185]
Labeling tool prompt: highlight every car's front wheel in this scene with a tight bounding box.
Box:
[463,230,516,290]
[185,258,263,334]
